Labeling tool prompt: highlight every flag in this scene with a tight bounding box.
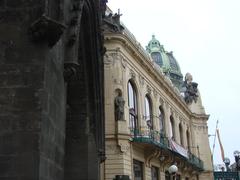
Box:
[216,129,225,162]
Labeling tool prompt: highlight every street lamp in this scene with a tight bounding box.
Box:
[168,164,178,180]
[233,150,240,171]
[223,157,230,171]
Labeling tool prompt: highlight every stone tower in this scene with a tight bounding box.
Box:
[0,0,106,179]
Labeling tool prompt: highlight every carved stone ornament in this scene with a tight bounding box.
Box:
[64,62,80,82]
[159,97,164,105]
[181,73,199,104]
[139,75,144,86]
[130,70,136,80]
[103,54,113,65]
[118,140,130,153]
[28,15,66,47]
[103,12,124,33]
[147,85,152,95]
[153,89,158,98]
[121,57,127,68]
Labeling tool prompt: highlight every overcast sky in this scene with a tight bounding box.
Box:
[107,0,240,166]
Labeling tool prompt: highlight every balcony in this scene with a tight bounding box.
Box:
[130,128,204,171]
[130,127,169,149]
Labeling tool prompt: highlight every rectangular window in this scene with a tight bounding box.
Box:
[151,166,159,180]
[133,159,143,180]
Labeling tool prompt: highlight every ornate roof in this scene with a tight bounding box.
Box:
[146,35,183,89]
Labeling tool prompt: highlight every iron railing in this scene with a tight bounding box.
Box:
[188,151,204,170]
[130,128,204,170]
[214,171,240,180]
[130,128,169,148]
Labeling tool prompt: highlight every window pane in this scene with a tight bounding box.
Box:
[128,82,135,109]
[151,166,159,180]
[144,96,152,129]
[133,160,143,180]
[159,107,164,132]
[179,124,183,145]
[170,116,174,139]
[128,82,137,131]
[145,96,150,121]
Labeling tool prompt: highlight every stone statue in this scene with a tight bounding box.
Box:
[103,10,124,33]
[181,73,198,104]
[115,91,125,121]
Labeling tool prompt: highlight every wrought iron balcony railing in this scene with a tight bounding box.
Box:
[129,127,204,170]
[130,127,169,149]
[188,151,204,170]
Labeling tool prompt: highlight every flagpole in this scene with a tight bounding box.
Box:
[212,120,219,160]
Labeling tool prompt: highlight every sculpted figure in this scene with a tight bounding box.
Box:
[115,91,125,120]
[182,73,198,104]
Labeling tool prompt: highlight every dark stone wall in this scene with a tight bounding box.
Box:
[0,0,105,179]
[39,43,66,180]
[0,1,46,179]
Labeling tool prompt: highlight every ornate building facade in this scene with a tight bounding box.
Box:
[103,11,213,180]
[0,0,106,179]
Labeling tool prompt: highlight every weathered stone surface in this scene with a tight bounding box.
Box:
[0,0,105,179]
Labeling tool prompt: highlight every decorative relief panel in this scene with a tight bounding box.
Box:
[118,142,130,153]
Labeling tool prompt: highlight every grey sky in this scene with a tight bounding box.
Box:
[107,0,240,166]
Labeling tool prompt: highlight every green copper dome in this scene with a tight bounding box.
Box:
[146,35,183,88]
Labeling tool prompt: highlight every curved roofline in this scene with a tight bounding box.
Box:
[104,25,208,120]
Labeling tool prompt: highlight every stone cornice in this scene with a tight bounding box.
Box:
[191,113,210,121]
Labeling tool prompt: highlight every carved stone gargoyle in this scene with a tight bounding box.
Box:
[28,15,66,47]
[103,12,124,33]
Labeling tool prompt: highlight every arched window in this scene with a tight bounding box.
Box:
[179,123,184,146]
[128,81,137,131]
[159,106,165,133]
[186,129,191,151]
[144,95,152,129]
[170,115,175,140]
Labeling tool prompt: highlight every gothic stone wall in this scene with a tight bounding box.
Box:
[0,0,105,179]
